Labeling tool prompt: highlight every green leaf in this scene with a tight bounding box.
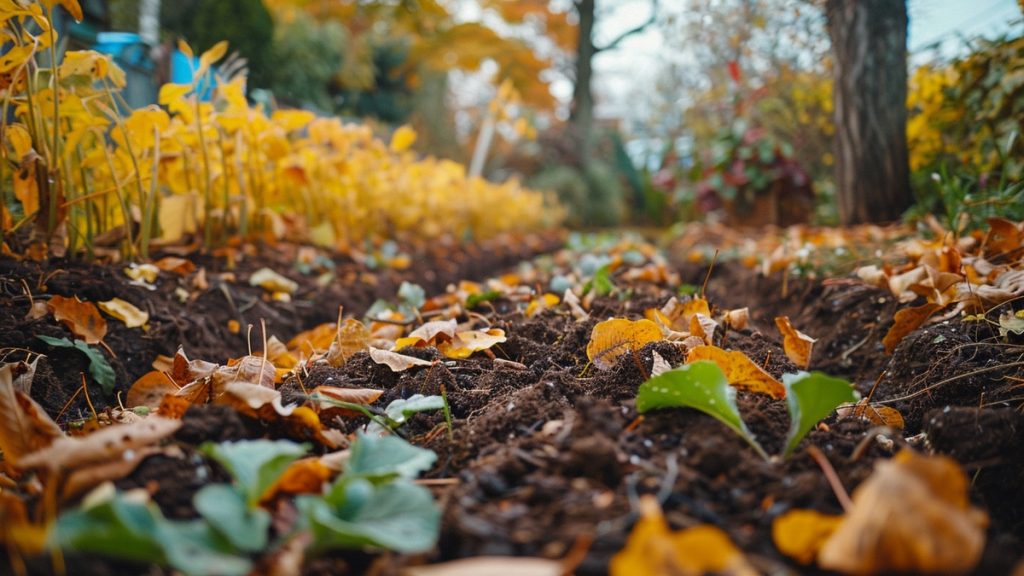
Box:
[383,394,446,426]
[466,289,502,309]
[397,281,426,309]
[37,335,116,396]
[346,433,436,482]
[51,490,167,563]
[200,440,308,506]
[194,484,269,552]
[782,372,859,458]
[583,263,615,297]
[636,361,768,459]
[159,521,252,576]
[301,477,440,554]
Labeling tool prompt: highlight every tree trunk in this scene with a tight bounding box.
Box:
[571,0,596,166]
[826,0,912,224]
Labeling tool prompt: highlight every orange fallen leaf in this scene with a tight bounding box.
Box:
[311,385,383,419]
[48,294,107,344]
[686,345,786,399]
[587,318,664,370]
[438,328,507,359]
[525,293,560,317]
[153,256,195,276]
[819,450,988,575]
[126,371,179,409]
[395,319,459,350]
[883,302,943,355]
[775,316,816,369]
[772,509,843,565]
[262,457,334,501]
[610,495,757,576]
[287,322,336,353]
[369,347,434,372]
[836,401,905,429]
[324,318,370,366]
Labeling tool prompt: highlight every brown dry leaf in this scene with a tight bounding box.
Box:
[883,302,943,355]
[9,358,39,395]
[775,316,816,369]
[265,335,298,371]
[404,557,563,576]
[395,319,459,350]
[689,313,717,343]
[215,382,283,417]
[686,345,786,399]
[211,355,277,394]
[0,363,64,466]
[153,256,195,276]
[18,416,181,471]
[325,319,371,366]
[438,328,507,359]
[369,347,434,372]
[562,288,589,321]
[287,322,336,353]
[650,351,672,378]
[170,347,218,385]
[0,490,48,555]
[126,371,180,409]
[772,509,843,565]
[586,318,664,371]
[311,385,383,419]
[819,450,988,575]
[157,394,192,419]
[99,298,149,328]
[48,294,107,344]
[836,401,906,429]
[610,495,757,576]
[722,307,749,331]
[984,217,1022,257]
[62,446,164,500]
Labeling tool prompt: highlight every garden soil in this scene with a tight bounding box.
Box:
[1,234,1022,575]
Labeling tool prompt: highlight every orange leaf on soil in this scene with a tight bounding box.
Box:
[883,302,943,355]
[325,319,370,366]
[610,495,757,576]
[126,371,179,409]
[438,328,507,359]
[836,401,906,429]
[47,294,107,344]
[819,450,988,575]
[396,319,459,350]
[0,364,63,467]
[262,457,334,502]
[775,316,816,369]
[686,345,786,399]
[153,256,195,276]
[369,347,434,372]
[772,509,843,565]
[287,322,336,354]
[586,318,664,371]
[311,385,383,418]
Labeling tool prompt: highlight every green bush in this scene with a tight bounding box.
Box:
[528,163,625,227]
[267,12,345,111]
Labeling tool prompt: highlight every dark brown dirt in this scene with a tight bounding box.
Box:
[3,243,1023,575]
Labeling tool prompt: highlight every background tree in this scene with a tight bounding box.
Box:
[826,0,913,224]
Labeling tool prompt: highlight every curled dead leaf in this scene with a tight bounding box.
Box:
[311,386,383,419]
[47,294,107,344]
[18,416,181,472]
[99,298,149,328]
[438,328,507,359]
[587,318,663,371]
[772,509,842,565]
[883,302,943,355]
[0,363,64,466]
[775,316,816,369]
[369,347,434,372]
[818,450,988,575]
[836,401,905,429]
[324,318,370,366]
[686,345,786,399]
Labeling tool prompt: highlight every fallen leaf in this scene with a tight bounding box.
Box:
[686,345,786,399]
[249,267,298,294]
[404,557,563,576]
[25,301,48,321]
[369,347,434,372]
[0,363,64,466]
[587,318,664,370]
[262,457,334,501]
[48,295,107,344]
[818,450,988,575]
[324,318,370,366]
[395,319,459,350]
[772,509,843,565]
[722,308,749,331]
[525,293,560,317]
[99,298,149,328]
[211,356,277,394]
[310,386,383,419]
[287,322,336,354]
[562,288,589,321]
[650,351,672,377]
[836,401,905,429]
[775,316,816,369]
[883,302,943,355]
[126,371,180,409]
[153,256,195,276]
[124,263,160,284]
[438,328,507,359]
[610,495,757,576]
[18,417,181,472]
[998,310,1024,338]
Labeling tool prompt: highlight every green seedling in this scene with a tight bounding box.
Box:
[637,360,858,460]
[36,335,115,396]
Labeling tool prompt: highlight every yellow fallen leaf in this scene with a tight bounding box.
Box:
[818,450,988,575]
[525,293,560,317]
[48,294,107,344]
[124,263,160,284]
[587,318,664,370]
[774,316,815,369]
[287,322,337,354]
[883,302,943,355]
[126,371,179,409]
[772,509,843,565]
[396,319,459,350]
[390,124,417,153]
[249,267,298,295]
[99,298,149,328]
[836,401,906,429]
[438,328,507,359]
[686,345,786,399]
[610,495,757,576]
[324,318,370,366]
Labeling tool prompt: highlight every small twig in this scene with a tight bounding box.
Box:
[806,445,853,512]
[876,362,1024,405]
[414,478,460,487]
[80,373,97,421]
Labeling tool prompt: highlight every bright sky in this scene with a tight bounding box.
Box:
[592,0,1023,122]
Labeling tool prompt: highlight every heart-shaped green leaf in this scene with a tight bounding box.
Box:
[782,372,859,457]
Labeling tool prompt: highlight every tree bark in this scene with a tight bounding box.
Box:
[826,0,912,224]
[571,0,597,166]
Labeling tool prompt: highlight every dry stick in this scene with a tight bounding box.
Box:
[81,373,98,421]
[700,249,720,300]
[875,362,1024,405]
[806,445,853,512]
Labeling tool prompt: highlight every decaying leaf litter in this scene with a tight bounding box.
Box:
[2,218,1024,575]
